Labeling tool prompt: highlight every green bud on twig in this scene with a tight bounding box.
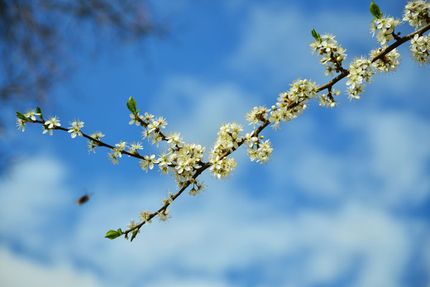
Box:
[311,28,321,41]
[105,228,123,240]
[370,1,383,19]
[127,96,137,114]
[16,112,28,121]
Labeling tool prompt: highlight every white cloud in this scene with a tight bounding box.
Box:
[0,154,424,287]
[154,76,259,147]
[0,247,101,287]
[229,4,371,84]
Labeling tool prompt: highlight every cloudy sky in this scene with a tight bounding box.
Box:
[1,0,429,286]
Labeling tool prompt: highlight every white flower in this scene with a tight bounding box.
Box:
[310,34,347,75]
[43,116,61,135]
[167,132,183,148]
[247,138,273,163]
[140,154,157,171]
[189,181,204,196]
[157,154,171,174]
[370,48,400,72]
[108,141,126,164]
[158,209,170,221]
[209,157,237,179]
[371,17,400,46]
[44,116,61,129]
[410,34,430,63]
[403,0,430,28]
[24,110,39,121]
[139,211,152,223]
[346,58,374,99]
[246,106,268,125]
[88,132,105,152]
[129,113,141,126]
[128,142,143,154]
[68,120,84,138]
[16,119,26,132]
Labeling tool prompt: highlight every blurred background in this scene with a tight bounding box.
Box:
[1,0,429,286]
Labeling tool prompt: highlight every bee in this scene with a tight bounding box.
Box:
[75,193,93,206]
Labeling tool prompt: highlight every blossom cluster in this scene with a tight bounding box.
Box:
[370,48,400,72]
[209,123,242,178]
[246,106,268,125]
[404,0,430,28]
[410,34,430,63]
[371,17,401,46]
[268,79,317,127]
[310,34,347,75]
[346,58,374,99]
[245,134,273,163]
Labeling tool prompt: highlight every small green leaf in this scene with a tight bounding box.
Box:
[35,106,43,120]
[105,229,123,240]
[16,112,28,121]
[127,96,137,114]
[311,28,321,41]
[130,229,139,242]
[370,1,382,19]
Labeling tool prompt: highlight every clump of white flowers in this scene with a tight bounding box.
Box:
[346,58,374,99]
[109,141,127,164]
[370,48,400,72]
[371,17,401,45]
[245,134,273,163]
[209,123,242,178]
[246,106,268,125]
[310,30,347,75]
[171,143,205,184]
[68,120,84,138]
[319,89,340,108]
[404,0,430,28]
[410,34,430,63]
[269,79,316,127]
[87,132,105,152]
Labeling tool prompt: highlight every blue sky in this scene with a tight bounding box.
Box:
[1,0,430,286]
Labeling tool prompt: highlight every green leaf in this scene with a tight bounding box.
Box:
[127,96,137,114]
[35,106,43,120]
[105,229,123,240]
[130,229,139,242]
[16,112,28,121]
[311,28,321,41]
[370,1,382,19]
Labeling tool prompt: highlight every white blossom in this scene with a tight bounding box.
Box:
[128,142,143,154]
[68,120,84,138]
[410,34,430,63]
[310,34,347,75]
[139,211,152,223]
[346,58,374,100]
[246,106,268,125]
[404,0,430,28]
[129,113,141,126]
[109,141,127,164]
[209,157,237,179]
[43,116,61,135]
[140,154,157,171]
[158,209,170,221]
[24,110,39,121]
[370,48,400,72]
[371,17,400,45]
[16,119,26,131]
[247,139,273,163]
[88,132,105,152]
